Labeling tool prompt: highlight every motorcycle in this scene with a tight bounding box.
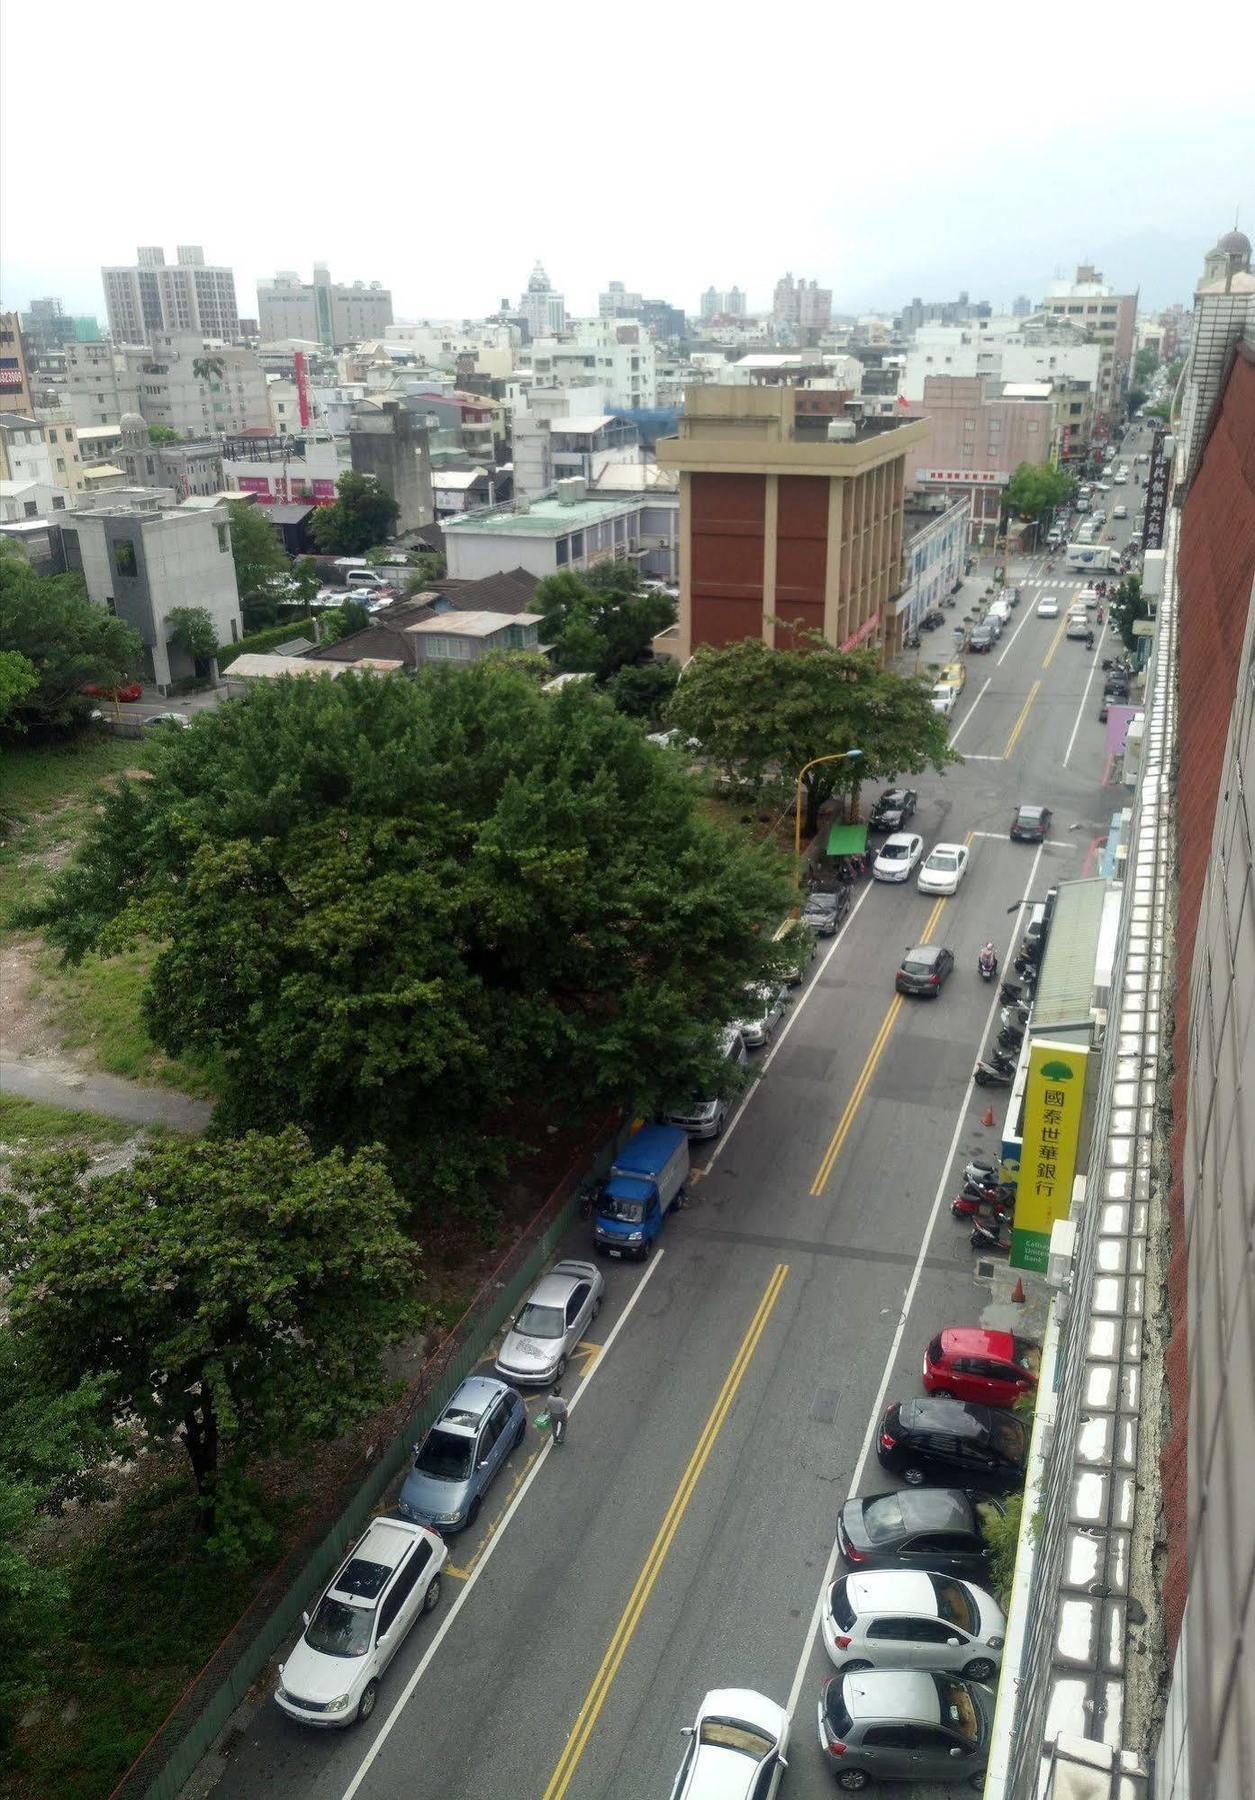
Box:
[999,979,1028,1004]
[974,1059,1014,1087]
[953,1184,1015,1220]
[963,1155,1001,1187]
[1001,1001,1030,1029]
[978,943,998,981]
[970,1217,1012,1255]
[997,1027,1025,1056]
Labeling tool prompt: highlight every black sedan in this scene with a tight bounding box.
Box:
[877,1397,1028,1492]
[920,609,946,631]
[1010,804,1052,843]
[801,889,850,937]
[895,944,954,997]
[836,1487,1005,1584]
[869,788,918,832]
[968,626,996,654]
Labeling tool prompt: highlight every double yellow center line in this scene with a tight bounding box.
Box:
[542,1264,789,1799]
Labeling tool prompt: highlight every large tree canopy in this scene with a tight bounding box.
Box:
[0,1130,419,1525]
[309,472,400,556]
[226,499,290,629]
[25,666,792,1207]
[1002,461,1076,522]
[533,565,676,679]
[0,546,143,731]
[665,633,960,834]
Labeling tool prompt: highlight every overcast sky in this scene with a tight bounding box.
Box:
[3,4,1252,326]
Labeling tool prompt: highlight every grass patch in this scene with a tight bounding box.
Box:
[34,945,221,1099]
[8,1458,283,1800]
[0,732,149,928]
[0,1092,136,1149]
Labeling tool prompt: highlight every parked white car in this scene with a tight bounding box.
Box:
[821,1569,1005,1682]
[917,842,970,895]
[669,1688,791,1800]
[872,833,924,883]
[1037,596,1059,618]
[930,684,957,718]
[734,983,789,1048]
[276,1517,446,1727]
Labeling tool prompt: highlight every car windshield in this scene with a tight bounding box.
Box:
[861,1494,905,1543]
[930,1575,979,1633]
[934,1675,981,1742]
[305,1596,374,1659]
[1017,809,1042,825]
[514,1301,565,1339]
[806,895,837,914]
[415,1427,474,1481]
[927,853,958,871]
[880,842,910,860]
[601,1194,644,1223]
[698,1718,773,1759]
[991,1415,1027,1461]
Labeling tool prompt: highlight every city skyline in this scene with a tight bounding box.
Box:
[3,6,1251,328]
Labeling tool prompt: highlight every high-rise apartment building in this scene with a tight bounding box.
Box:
[257,265,393,348]
[599,281,645,318]
[519,262,565,341]
[102,246,239,345]
[700,287,747,322]
[1180,227,1253,484]
[0,314,35,414]
[772,272,832,332]
[1040,263,1137,425]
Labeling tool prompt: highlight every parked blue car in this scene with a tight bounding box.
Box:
[396,1377,526,1532]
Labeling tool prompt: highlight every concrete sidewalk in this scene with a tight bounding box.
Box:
[0,1057,212,1132]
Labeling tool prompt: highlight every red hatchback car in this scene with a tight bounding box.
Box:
[923,1329,1038,1410]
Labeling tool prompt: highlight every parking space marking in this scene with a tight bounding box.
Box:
[339,1251,668,1800]
[541,1264,789,1800]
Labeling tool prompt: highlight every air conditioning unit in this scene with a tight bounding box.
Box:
[1047,1217,1077,1292]
[827,418,858,442]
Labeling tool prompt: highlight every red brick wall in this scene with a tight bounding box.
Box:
[774,475,828,640]
[691,472,766,648]
[1166,342,1255,1656]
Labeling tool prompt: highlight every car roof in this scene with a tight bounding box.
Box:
[900,1396,992,1438]
[438,1375,509,1433]
[880,787,911,800]
[904,943,945,963]
[940,1327,1023,1363]
[926,842,964,858]
[527,1268,585,1307]
[1015,804,1047,818]
[881,831,918,847]
[698,1687,788,1734]
[805,890,839,908]
[334,1518,428,1596]
[844,1669,943,1724]
[847,1569,940,1615]
[893,1487,980,1531]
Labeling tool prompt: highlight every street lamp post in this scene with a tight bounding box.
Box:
[795,749,864,885]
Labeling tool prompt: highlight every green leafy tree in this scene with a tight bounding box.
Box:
[0,550,143,731]
[147,424,182,444]
[1133,346,1159,383]
[665,633,959,836]
[534,568,676,679]
[1125,386,1148,416]
[309,472,400,556]
[318,598,371,646]
[605,658,680,722]
[191,355,225,384]
[165,606,220,663]
[1109,574,1150,654]
[1002,461,1077,522]
[0,649,38,729]
[25,667,794,1211]
[1145,401,1171,422]
[226,499,290,629]
[290,555,322,606]
[1,1131,420,1528]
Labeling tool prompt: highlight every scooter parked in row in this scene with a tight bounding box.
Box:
[974,1058,1014,1087]
[970,1216,1012,1255]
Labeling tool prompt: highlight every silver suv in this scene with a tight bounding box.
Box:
[815,1668,993,1790]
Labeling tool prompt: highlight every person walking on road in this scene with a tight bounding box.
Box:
[547,1385,570,1447]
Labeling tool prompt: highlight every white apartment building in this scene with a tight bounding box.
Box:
[257,265,393,348]
[130,335,270,437]
[0,413,83,497]
[899,327,1102,403]
[102,245,239,344]
[520,262,565,340]
[443,485,653,582]
[528,318,656,411]
[58,498,243,688]
[60,341,142,428]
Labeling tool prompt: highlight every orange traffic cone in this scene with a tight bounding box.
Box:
[981,1105,995,1128]
[1011,1277,1026,1304]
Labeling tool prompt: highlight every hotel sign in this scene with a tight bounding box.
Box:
[917,468,1008,486]
[1012,1039,1089,1271]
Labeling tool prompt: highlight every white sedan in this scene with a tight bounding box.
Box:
[669,1688,791,1800]
[917,842,970,894]
[872,833,924,883]
[1037,595,1059,618]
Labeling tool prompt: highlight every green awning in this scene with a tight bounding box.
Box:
[825,823,868,857]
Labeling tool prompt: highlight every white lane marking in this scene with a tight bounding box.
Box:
[782,843,1046,1722]
[948,677,991,748]
[962,753,1004,761]
[995,601,1037,667]
[702,879,876,1174]
[1063,621,1110,768]
[337,1251,668,1799]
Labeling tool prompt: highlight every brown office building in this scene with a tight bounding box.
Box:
[657,387,926,660]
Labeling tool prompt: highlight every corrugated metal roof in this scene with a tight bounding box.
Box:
[1031,877,1111,1032]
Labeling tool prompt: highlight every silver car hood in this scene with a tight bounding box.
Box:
[499,1330,561,1371]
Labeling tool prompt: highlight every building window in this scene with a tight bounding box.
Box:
[52,497,65,511]
[113,540,137,575]
[48,429,58,443]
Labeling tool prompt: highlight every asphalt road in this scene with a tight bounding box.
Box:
[208,440,1149,1800]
